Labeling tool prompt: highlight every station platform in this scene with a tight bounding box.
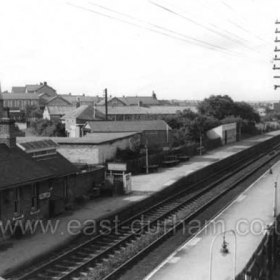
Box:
[0,131,280,276]
[144,159,280,280]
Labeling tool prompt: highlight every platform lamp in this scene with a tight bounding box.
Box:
[209,230,237,280]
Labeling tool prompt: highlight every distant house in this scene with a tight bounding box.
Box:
[1,93,39,110]
[61,105,105,137]
[97,94,160,107]
[119,95,160,106]
[60,94,101,107]
[85,120,172,148]
[43,106,75,120]
[11,87,26,94]
[45,95,72,107]
[207,123,237,145]
[97,97,127,107]
[11,82,56,98]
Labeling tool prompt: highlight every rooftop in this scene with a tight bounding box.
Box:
[1,93,39,100]
[97,105,197,115]
[17,132,140,145]
[46,106,76,116]
[120,96,160,106]
[86,120,171,132]
[61,105,104,121]
[60,94,100,104]
[0,144,53,189]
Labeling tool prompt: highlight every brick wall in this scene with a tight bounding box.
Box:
[69,167,105,199]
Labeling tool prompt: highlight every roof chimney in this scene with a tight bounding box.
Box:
[76,97,81,108]
[44,81,47,85]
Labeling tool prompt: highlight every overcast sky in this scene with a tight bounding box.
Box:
[0,0,280,101]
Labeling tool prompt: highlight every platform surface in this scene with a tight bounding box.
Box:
[0,131,279,276]
[145,160,280,280]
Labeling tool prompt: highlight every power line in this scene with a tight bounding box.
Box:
[86,1,227,52]
[68,2,268,64]
[148,0,264,55]
[86,1,269,63]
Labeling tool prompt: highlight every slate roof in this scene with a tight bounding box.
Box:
[45,96,72,106]
[1,93,39,100]
[46,106,76,116]
[35,152,79,177]
[96,106,196,115]
[60,95,100,104]
[17,132,140,145]
[11,87,26,94]
[119,96,160,106]
[16,139,79,177]
[0,144,53,189]
[97,97,127,106]
[26,84,42,92]
[86,120,171,132]
[61,105,105,121]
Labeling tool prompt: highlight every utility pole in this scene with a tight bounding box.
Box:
[104,88,108,120]
[274,20,280,90]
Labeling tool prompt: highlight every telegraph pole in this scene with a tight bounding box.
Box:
[104,88,108,120]
[274,20,280,90]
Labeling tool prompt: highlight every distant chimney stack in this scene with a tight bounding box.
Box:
[44,81,47,85]
[76,98,81,108]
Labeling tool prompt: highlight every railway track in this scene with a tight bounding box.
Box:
[5,142,280,280]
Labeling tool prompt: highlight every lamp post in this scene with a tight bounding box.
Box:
[209,230,237,280]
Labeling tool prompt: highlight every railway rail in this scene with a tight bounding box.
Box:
[5,142,280,280]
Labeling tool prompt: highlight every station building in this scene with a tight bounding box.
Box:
[0,95,104,239]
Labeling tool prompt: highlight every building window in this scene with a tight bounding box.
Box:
[14,188,21,214]
[31,184,39,210]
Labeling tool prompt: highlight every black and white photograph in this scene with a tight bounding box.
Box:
[1,0,280,279]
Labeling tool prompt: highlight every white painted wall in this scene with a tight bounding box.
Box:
[57,137,133,165]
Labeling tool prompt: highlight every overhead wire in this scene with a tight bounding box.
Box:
[67,1,269,64]
[86,1,267,62]
[218,0,269,44]
[148,0,269,63]
[86,1,228,52]
[148,0,264,55]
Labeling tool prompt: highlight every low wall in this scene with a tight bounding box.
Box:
[69,167,105,200]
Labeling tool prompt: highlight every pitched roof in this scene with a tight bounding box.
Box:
[25,84,42,92]
[46,95,72,106]
[35,152,79,177]
[16,139,78,176]
[60,94,100,104]
[0,144,53,189]
[119,96,160,106]
[97,97,127,106]
[17,132,140,145]
[1,93,39,100]
[46,106,76,116]
[61,105,105,121]
[96,105,197,115]
[11,87,26,93]
[86,120,171,132]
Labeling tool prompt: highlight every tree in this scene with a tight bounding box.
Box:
[25,104,43,120]
[198,95,235,120]
[30,119,66,136]
[234,102,260,123]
